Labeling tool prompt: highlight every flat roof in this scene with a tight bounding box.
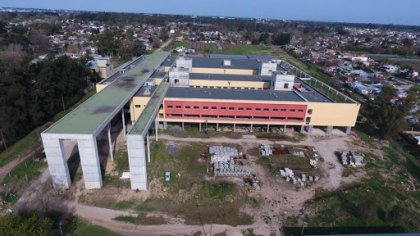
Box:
[189,73,275,82]
[44,51,169,134]
[166,87,306,102]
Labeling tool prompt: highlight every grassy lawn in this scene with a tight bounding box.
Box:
[65,217,118,236]
[170,41,191,49]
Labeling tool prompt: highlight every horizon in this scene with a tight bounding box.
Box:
[1,0,420,26]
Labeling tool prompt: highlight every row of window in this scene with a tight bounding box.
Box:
[166,105,305,113]
[190,85,265,90]
[166,113,304,121]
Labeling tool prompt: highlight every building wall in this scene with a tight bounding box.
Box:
[130,96,152,123]
[188,80,270,90]
[160,98,360,127]
[95,84,107,93]
[191,67,256,75]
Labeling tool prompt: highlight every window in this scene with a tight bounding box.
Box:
[202,115,217,118]
[263,108,269,111]
[290,109,296,112]
[246,108,252,111]
[185,114,200,118]
[167,105,173,108]
[185,106,191,109]
[306,117,311,124]
[238,107,244,111]
[135,105,141,108]
[229,107,235,110]
[176,105,181,109]
[273,109,278,112]
[211,106,217,110]
[237,116,252,119]
[193,106,199,109]
[308,109,313,115]
[221,107,226,110]
[256,108,261,111]
[284,83,289,89]
[298,109,304,112]
[281,108,287,112]
[203,106,209,110]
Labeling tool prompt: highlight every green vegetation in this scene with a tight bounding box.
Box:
[65,217,118,236]
[170,41,190,49]
[114,213,167,225]
[0,210,53,236]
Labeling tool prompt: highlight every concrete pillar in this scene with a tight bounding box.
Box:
[122,110,126,140]
[78,136,102,189]
[250,124,253,132]
[267,124,270,133]
[199,123,202,132]
[300,125,305,133]
[146,133,151,163]
[41,135,71,189]
[307,125,313,134]
[154,121,158,141]
[182,122,185,130]
[326,126,333,135]
[233,123,236,132]
[127,135,147,190]
[216,123,219,132]
[345,126,351,135]
[107,125,114,161]
[283,125,286,133]
[163,121,168,130]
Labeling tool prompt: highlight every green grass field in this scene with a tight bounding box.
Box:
[66,217,118,236]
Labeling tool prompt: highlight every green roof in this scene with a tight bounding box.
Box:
[44,51,169,135]
[130,82,169,136]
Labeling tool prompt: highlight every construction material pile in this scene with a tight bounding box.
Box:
[339,151,363,167]
[309,152,320,168]
[259,144,273,157]
[279,168,320,187]
[209,146,250,177]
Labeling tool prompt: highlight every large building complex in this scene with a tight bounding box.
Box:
[41,51,360,190]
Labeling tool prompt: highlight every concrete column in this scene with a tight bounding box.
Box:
[267,124,270,133]
[107,125,114,161]
[78,136,102,189]
[122,110,126,140]
[233,123,236,132]
[300,125,305,133]
[250,124,253,132]
[127,135,147,190]
[154,121,158,141]
[199,123,202,132]
[146,133,151,163]
[41,135,71,189]
[216,123,219,132]
[326,126,333,135]
[283,125,286,133]
[345,126,351,135]
[163,121,168,130]
[182,122,185,130]
[307,125,313,134]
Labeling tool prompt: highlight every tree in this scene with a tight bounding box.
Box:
[0,211,52,235]
[272,32,291,46]
[159,27,169,42]
[365,86,416,139]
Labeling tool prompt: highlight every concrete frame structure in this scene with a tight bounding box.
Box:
[42,52,360,191]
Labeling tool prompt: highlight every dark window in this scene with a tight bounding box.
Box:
[254,116,269,119]
[308,109,313,115]
[176,105,181,109]
[185,106,191,109]
[290,109,296,112]
[211,106,217,110]
[238,107,244,111]
[256,108,261,111]
[229,107,235,110]
[284,83,289,89]
[263,108,269,111]
[237,116,252,119]
[167,114,182,117]
[135,105,141,108]
[273,109,278,111]
[281,108,287,112]
[202,115,217,118]
[167,105,173,108]
[298,109,304,112]
[306,117,311,124]
[203,106,209,110]
[221,107,226,110]
[193,106,199,109]
[185,114,200,118]
[219,115,234,119]
[246,108,252,111]
[271,117,286,120]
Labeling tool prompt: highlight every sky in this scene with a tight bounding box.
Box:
[1,0,420,26]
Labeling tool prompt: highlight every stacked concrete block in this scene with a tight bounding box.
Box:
[279,168,320,187]
[259,144,273,157]
[340,151,364,167]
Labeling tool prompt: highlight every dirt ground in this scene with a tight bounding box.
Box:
[10,129,369,236]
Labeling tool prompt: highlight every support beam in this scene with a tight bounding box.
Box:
[107,125,114,161]
[307,125,313,134]
[267,124,270,133]
[250,124,253,133]
[326,126,333,135]
[283,125,286,133]
[146,133,151,163]
[163,121,168,130]
[300,125,304,133]
[127,135,147,190]
[199,123,202,132]
[41,136,71,189]
[345,126,351,135]
[216,123,219,132]
[122,110,126,140]
[182,122,185,131]
[233,123,236,132]
[154,121,158,141]
[78,136,102,189]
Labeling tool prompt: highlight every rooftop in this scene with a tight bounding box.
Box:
[189,73,275,82]
[166,87,306,102]
[44,51,169,135]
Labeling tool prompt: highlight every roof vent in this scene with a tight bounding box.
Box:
[223,59,231,66]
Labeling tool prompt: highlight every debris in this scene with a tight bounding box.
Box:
[120,172,130,179]
[339,151,364,167]
[259,144,273,157]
